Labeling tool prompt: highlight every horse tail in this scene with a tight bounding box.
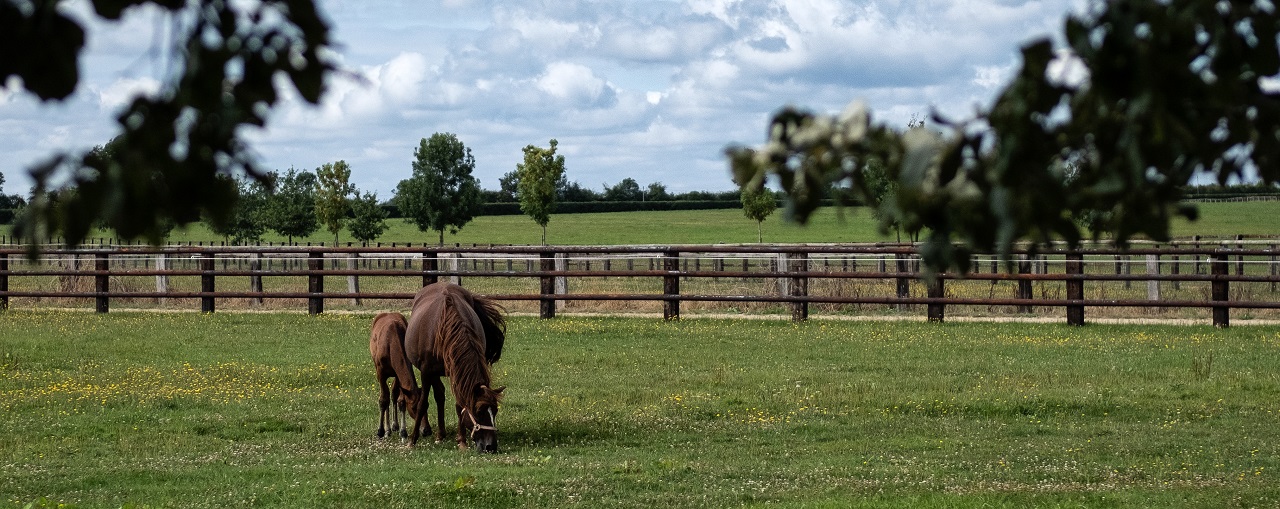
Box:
[472,295,507,364]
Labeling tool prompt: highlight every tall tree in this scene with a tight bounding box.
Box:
[5,0,336,252]
[266,169,319,244]
[740,188,777,243]
[645,182,670,201]
[729,1,1280,273]
[314,160,355,245]
[395,133,483,245]
[516,139,568,244]
[348,192,389,244]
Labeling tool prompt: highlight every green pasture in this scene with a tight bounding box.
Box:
[8,200,1278,247]
[2,311,1278,508]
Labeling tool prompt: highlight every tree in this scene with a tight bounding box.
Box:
[395,133,483,245]
[0,170,6,209]
[516,139,568,244]
[348,192,389,244]
[740,187,777,243]
[5,0,336,253]
[314,160,355,245]
[645,182,670,201]
[209,176,270,245]
[729,1,1280,273]
[603,178,642,201]
[560,181,601,202]
[266,169,319,244]
[497,170,521,203]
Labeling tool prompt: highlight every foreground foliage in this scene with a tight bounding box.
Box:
[732,0,1280,272]
[1,312,1278,508]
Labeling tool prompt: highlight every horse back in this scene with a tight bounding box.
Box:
[406,282,506,365]
[369,312,408,359]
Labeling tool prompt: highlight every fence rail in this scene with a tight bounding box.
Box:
[1,241,1278,327]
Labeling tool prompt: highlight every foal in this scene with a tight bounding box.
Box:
[369,312,424,439]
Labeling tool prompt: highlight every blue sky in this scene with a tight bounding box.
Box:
[1,0,1082,199]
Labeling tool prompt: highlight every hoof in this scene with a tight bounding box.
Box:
[400,429,408,439]
[376,429,386,439]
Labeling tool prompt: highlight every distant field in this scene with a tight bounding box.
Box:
[3,200,1277,246]
[2,312,1277,507]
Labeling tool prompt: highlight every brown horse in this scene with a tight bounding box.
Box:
[404,282,507,451]
[368,312,424,439]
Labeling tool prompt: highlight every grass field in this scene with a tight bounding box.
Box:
[2,311,1278,508]
[7,200,1278,247]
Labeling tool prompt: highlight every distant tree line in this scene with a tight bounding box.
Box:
[5,128,1270,246]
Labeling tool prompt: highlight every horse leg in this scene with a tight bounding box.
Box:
[376,377,390,439]
[391,383,406,438]
[432,378,446,443]
[408,396,425,447]
[455,403,469,449]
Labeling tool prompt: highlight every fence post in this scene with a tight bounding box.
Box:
[95,253,109,313]
[540,251,555,319]
[1236,234,1245,276]
[249,253,263,306]
[1017,256,1033,313]
[348,253,361,306]
[0,253,7,311]
[554,254,568,311]
[1066,253,1084,326]
[156,252,170,306]
[790,252,808,322]
[448,253,463,286]
[1211,253,1229,328]
[422,251,438,287]
[926,276,945,323]
[893,253,910,310]
[200,252,215,313]
[1146,254,1160,301]
[664,250,680,320]
[308,251,324,315]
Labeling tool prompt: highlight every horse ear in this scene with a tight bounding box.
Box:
[494,386,506,394]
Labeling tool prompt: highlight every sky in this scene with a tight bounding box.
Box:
[0,0,1084,200]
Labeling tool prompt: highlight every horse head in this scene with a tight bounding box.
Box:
[399,386,424,421]
[465,384,505,453]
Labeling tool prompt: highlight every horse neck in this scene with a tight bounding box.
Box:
[437,296,490,408]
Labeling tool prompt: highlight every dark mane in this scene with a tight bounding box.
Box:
[435,290,492,410]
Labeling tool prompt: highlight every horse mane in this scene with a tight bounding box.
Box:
[435,289,492,410]
[471,294,507,364]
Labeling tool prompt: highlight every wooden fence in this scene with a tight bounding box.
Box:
[1,242,1278,327]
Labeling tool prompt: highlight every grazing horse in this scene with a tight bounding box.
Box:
[404,282,507,451]
[368,312,424,439]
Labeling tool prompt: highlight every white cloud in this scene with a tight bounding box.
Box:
[4,0,1086,198]
[973,63,1013,90]
[380,52,430,104]
[536,62,615,106]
